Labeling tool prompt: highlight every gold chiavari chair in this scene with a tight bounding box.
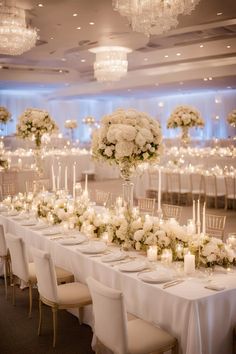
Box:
[137,197,156,215]
[205,214,226,240]
[0,171,17,199]
[162,204,182,222]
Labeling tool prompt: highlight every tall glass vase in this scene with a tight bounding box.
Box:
[119,161,134,211]
[181,126,190,147]
[34,136,43,176]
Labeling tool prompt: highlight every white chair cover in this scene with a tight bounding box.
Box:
[31,247,58,303]
[6,233,29,283]
[87,277,128,354]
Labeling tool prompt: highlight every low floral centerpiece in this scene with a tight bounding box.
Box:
[0,106,11,124]
[167,105,204,145]
[16,108,57,148]
[227,109,236,128]
[92,108,162,208]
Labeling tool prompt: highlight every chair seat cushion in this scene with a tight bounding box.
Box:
[57,282,91,305]
[54,266,74,283]
[127,319,176,354]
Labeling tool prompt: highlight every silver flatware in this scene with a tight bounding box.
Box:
[163,279,184,289]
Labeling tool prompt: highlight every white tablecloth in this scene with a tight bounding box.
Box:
[1,215,236,354]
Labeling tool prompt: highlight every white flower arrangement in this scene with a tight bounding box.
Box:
[227,109,236,127]
[16,108,58,147]
[3,192,34,212]
[189,234,235,267]
[92,108,162,168]
[0,106,11,124]
[79,208,107,238]
[64,119,78,129]
[167,105,205,129]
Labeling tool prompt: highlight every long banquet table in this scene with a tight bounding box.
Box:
[1,214,236,354]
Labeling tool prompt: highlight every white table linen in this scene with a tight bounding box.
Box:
[1,215,236,354]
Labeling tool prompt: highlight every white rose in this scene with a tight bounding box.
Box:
[115,141,134,158]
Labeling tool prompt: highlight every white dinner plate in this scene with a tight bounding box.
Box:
[138,270,174,284]
[119,260,147,272]
[77,241,107,254]
[42,228,61,236]
[59,235,88,245]
[31,224,49,231]
[20,220,38,226]
[101,251,126,263]
[1,211,19,217]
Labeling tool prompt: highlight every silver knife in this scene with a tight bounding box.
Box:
[163,279,184,289]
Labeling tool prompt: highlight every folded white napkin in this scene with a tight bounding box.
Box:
[205,282,225,291]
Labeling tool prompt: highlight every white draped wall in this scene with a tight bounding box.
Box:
[0,89,235,142]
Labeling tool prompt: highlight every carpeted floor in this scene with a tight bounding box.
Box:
[0,278,94,354]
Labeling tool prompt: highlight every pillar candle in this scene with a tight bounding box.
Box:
[158,168,161,211]
[65,166,68,191]
[184,252,195,274]
[147,245,158,262]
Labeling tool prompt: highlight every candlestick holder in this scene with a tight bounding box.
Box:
[157,208,163,219]
[197,221,201,235]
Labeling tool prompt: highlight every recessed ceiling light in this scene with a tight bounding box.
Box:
[227,45,231,49]
[158,102,164,107]
[176,53,181,56]
[217,12,223,16]
[38,3,44,7]
[179,81,183,85]
[164,55,168,58]
[215,115,220,120]
[59,69,63,73]
[81,59,86,62]
[89,22,95,25]
[61,58,66,61]
[73,13,78,17]
[50,37,54,40]
[203,78,208,81]
[200,44,204,48]
[208,77,213,81]
[76,26,81,30]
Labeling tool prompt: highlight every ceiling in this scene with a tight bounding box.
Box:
[0,0,236,99]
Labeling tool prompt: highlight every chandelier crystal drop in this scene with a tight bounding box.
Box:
[89,46,132,82]
[112,0,201,36]
[0,2,38,55]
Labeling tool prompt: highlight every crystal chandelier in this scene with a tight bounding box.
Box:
[89,46,132,82]
[112,0,201,36]
[0,2,38,55]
